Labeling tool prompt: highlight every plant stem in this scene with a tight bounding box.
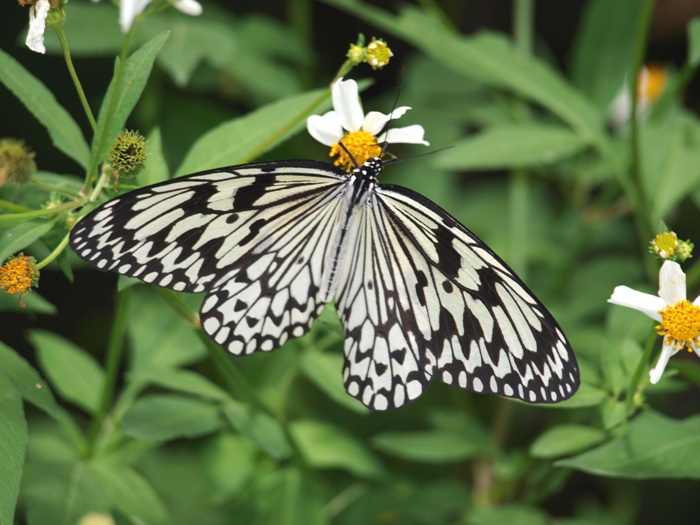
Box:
[625,325,657,417]
[54,27,97,131]
[35,232,70,270]
[628,0,657,276]
[84,287,132,458]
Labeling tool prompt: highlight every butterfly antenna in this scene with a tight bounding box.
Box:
[383,145,455,167]
[380,70,406,158]
[338,139,361,170]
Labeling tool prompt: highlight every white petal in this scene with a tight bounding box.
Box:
[120,0,151,33]
[332,78,364,132]
[174,0,202,16]
[658,260,686,305]
[307,111,344,147]
[25,0,51,54]
[649,342,679,384]
[608,286,664,321]
[378,125,430,146]
[362,106,411,135]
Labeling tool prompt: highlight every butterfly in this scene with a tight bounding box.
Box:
[70,156,579,410]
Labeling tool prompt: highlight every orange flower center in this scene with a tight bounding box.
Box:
[657,300,700,351]
[330,131,382,172]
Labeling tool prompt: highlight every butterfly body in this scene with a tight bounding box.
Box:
[70,157,579,410]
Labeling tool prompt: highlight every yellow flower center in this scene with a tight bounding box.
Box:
[365,40,393,69]
[652,232,678,259]
[657,300,700,351]
[330,131,382,172]
[638,64,667,104]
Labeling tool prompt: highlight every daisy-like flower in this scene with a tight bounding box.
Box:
[25,0,51,54]
[608,260,700,383]
[307,78,428,172]
[608,64,668,130]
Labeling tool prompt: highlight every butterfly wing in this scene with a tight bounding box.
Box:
[70,161,349,354]
[335,183,579,410]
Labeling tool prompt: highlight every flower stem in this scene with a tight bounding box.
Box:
[84,287,132,458]
[625,324,657,417]
[54,26,96,131]
[0,201,77,223]
[35,232,70,270]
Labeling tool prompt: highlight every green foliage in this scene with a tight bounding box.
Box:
[3,0,700,523]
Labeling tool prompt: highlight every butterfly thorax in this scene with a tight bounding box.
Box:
[318,158,382,301]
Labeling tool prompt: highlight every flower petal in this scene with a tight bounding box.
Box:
[649,341,679,384]
[378,125,430,146]
[307,112,344,147]
[608,286,664,321]
[120,0,151,33]
[332,78,364,132]
[362,107,412,135]
[25,0,51,54]
[174,0,203,16]
[658,260,686,305]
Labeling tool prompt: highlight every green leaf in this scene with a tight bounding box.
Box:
[688,18,700,68]
[0,221,54,264]
[176,87,329,174]
[569,0,643,108]
[0,341,59,418]
[436,124,587,170]
[127,287,206,369]
[554,382,607,409]
[470,504,548,525]
[601,397,627,430]
[300,350,368,414]
[121,394,221,441]
[138,127,170,185]
[133,367,230,402]
[88,460,169,525]
[0,289,56,314]
[202,433,258,499]
[90,32,169,182]
[372,429,485,463]
[290,419,383,478]
[641,111,700,221]
[0,371,26,525]
[222,402,290,459]
[530,424,607,458]
[558,410,700,478]
[0,48,89,168]
[252,467,327,525]
[30,331,104,415]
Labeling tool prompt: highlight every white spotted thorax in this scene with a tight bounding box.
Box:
[70,154,579,410]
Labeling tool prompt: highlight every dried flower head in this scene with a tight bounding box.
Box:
[108,130,147,180]
[0,138,36,187]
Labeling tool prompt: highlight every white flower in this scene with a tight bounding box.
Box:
[608,260,700,384]
[307,77,428,171]
[108,0,203,33]
[25,0,51,54]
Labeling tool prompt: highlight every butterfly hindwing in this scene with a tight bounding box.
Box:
[348,183,579,407]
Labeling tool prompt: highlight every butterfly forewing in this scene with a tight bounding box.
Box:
[70,157,579,410]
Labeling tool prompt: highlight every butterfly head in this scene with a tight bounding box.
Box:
[356,156,384,183]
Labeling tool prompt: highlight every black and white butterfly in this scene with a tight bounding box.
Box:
[70,156,579,410]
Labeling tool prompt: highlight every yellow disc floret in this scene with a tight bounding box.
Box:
[330,130,382,172]
[0,254,39,306]
[657,300,700,351]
